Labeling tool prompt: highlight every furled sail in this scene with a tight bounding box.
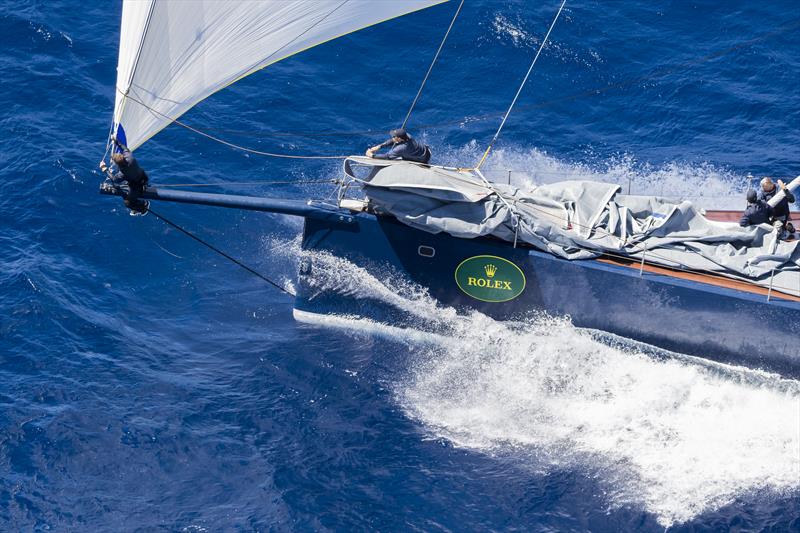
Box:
[112,0,447,151]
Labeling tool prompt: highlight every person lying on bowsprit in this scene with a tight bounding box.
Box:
[365,128,431,164]
[99,138,149,215]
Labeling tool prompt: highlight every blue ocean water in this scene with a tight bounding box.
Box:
[1,0,799,530]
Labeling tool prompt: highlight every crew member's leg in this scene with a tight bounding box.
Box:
[124,180,148,213]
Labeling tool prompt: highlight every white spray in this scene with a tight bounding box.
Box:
[293,247,800,528]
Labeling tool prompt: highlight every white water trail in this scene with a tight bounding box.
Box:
[435,143,748,211]
[401,319,800,527]
[295,249,800,527]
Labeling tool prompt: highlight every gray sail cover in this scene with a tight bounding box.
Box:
[351,158,800,297]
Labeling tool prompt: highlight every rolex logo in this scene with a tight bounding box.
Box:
[456,256,526,303]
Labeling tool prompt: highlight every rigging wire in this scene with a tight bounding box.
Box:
[494,189,800,296]
[475,0,567,170]
[103,12,800,162]
[122,90,348,160]
[177,18,800,141]
[144,195,796,298]
[100,120,115,165]
[110,1,351,162]
[110,16,800,162]
[148,196,797,298]
[401,0,464,130]
[147,207,296,297]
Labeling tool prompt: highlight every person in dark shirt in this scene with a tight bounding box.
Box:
[366,128,431,164]
[757,177,796,232]
[100,139,149,215]
[739,189,772,227]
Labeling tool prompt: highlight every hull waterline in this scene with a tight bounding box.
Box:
[100,185,800,377]
[296,212,800,378]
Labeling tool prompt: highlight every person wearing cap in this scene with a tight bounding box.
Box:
[757,177,796,232]
[739,189,773,227]
[365,128,431,164]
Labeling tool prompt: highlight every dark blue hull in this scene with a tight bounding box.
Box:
[296,212,800,377]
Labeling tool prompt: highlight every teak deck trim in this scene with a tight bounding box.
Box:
[596,255,800,303]
[591,210,799,302]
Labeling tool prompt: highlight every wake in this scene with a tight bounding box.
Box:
[291,247,800,527]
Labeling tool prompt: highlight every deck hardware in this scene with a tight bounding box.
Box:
[767,269,775,301]
[418,245,436,258]
[639,244,647,277]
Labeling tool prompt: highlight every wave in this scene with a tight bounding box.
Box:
[431,142,747,210]
[294,248,800,527]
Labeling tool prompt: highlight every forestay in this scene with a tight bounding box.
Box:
[113,0,447,151]
[350,158,800,297]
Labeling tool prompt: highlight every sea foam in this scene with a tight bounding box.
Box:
[295,247,800,527]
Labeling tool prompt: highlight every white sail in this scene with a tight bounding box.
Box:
[112,0,447,151]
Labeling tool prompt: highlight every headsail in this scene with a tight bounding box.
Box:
[112,0,447,151]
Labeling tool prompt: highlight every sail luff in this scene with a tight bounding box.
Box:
[112,0,155,138]
[111,0,449,152]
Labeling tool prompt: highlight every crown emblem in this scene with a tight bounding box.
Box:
[484,264,497,278]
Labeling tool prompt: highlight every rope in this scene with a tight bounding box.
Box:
[103,16,800,160]
[476,0,567,170]
[401,0,464,129]
[121,90,348,160]
[506,194,800,295]
[147,207,296,297]
[111,15,800,163]
[112,0,351,161]
[140,190,796,297]
[147,198,797,297]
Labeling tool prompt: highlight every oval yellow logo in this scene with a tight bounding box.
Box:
[454,255,526,303]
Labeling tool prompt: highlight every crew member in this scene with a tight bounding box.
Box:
[758,177,796,233]
[100,139,149,215]
[739,189,772,227]
[366,128,431,164]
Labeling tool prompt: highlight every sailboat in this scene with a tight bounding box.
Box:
[99,1,800,377]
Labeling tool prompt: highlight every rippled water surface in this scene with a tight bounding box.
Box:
[1,1,799,530]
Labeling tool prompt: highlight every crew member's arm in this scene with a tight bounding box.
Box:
[98,159,120,181]
[738,212,750,227]
[366,139,394,157]
[370,143,405,160]
[99,136,133,177]
[778,180,796,204]
[98,160,112,176]
[98,161,125,183]
[111,136,130,153]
